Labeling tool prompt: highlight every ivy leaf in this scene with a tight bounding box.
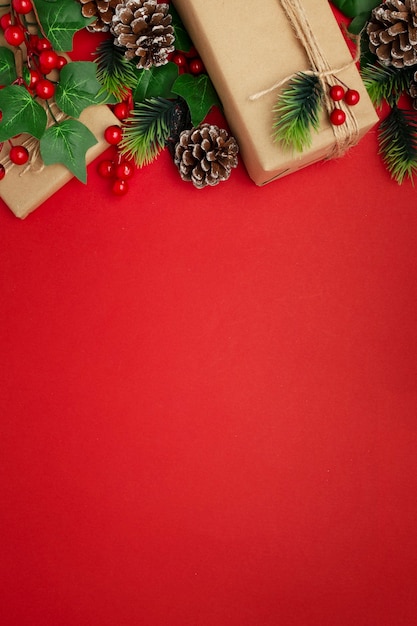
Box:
[0,47,17,86]
[32,0,93,51]
[172,74,220,126]
[331,0,380,18]
[55,61,109,117]
[133,62,179,102]
[40,118,97,182]
[0,85,47,141]
[169,4,193,52]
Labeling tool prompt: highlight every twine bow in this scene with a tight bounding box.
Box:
[250,0,360,157]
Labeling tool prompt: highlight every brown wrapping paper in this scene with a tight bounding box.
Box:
[172,0,379,186]
[0,104,119,219]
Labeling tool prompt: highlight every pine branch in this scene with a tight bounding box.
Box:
[361,63,413,108]
[93,38,138,100]
[119,97,176,166]
[378,106,417,184]
[273,73,323,152]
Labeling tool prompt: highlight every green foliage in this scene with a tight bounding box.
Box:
[378,106,417,184]
[133,62,179,102]
[93,38,139,100]
[32,0,93,52]
[172,73,220,126]
[273,73,323,152]
[0,85,47,141]
[169,4,193,52]
[331,0,380,19]
[55,61,110,117]
[119,97,176,166]
[362,63,413,108]
[40,118,97,183]
[0,47,17,85]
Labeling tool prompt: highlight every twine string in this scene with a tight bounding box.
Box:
[250,0,360,157]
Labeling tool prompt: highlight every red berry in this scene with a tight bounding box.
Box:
[12,0,33,14]
[344,89,360,106]
[9,145,29,165]
[172,52,187,69]
[97,159,115,179]
[113,102,130,121]
[28,69,40,89]
[55,55,68,70]
[112,179,129,196]
[38,49,59,72]
[189,58,205,75]
[36,38,52,52]
[0,13,13,31]
[104,125,123,145]
[329,84,345,101]
[35,78,55,99]
[330,108,346,126]
[184,46,198,59]
[0,164,6,180]
[115,161,134,180]
[4,25,25,46]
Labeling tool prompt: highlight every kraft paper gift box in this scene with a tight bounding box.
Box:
[172,0,379,186]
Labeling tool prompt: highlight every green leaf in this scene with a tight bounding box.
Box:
[273,73,323,152]
[331,0,380,18]
[172,74,220,126]
[40,118,97,182]
[0,47,17,86]
[349,12,372,34]
[169,4,192,52]
[0,85,47,141]
[55,61,108,118]
[32,0,93,52]
[133,62,179,102]
[378,106,417,184]
[119,97,175,166]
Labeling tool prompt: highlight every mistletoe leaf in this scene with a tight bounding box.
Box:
[172,73,220,126]
[32,0,93,52]
[133,62,179,102]
[331,0,380,18]
[40,118,97,182]
[378,106,417,184]
[55,61,109,117]
[169,4,192,52]
[0,47,17,86]
[273,73,323,152]
[0,85,47,141]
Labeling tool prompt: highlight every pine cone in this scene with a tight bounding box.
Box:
[78,0,119,32]
[367,0,417,68]
[408,71,417,107]
[111,0,174,69]
[174,124,239,189]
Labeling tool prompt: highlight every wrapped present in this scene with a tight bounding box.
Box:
[171,0,379,186]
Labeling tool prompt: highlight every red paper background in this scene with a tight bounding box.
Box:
[1,9,417,626]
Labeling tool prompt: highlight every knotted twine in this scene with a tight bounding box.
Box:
[250,0,360,157]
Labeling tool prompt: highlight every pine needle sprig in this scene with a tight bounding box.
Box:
[93,38,139,100]
[273,73,323,152]
[378,105,417,184]
[361,63,413,108]
[119,97,176,166]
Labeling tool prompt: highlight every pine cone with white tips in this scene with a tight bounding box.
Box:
[111,0,175,69]
[78,0,119,32]
[174,124,239,189]
[367,0,417,68]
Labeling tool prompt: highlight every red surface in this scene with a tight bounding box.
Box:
[1,15,417,626]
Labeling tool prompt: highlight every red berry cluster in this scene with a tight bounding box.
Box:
[98,105,135,195]
[329,81,360,126]
[170,46,205,76]
[0,0,68,178]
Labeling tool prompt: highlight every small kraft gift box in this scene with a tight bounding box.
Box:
[0,6,119,219]
[172,0,379,186]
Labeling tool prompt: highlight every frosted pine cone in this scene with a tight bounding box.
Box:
[78,0,119,32]
[174,124,239,189]
[367,0,417,68]
[111,0,175,69]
